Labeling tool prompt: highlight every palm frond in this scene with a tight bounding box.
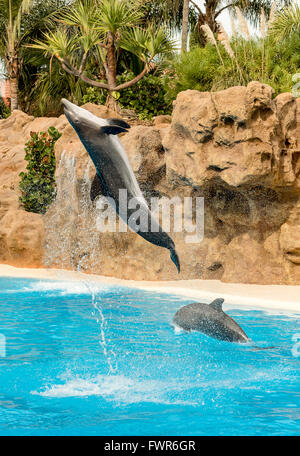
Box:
[120,25,176,63]
[141,0,197,32]
[60,0,97,31]
[30,28,78,59]
[237,0,292,27]
[269,3,300,39]
[11,0,35,40]
[31,62,86,114]
[96,0,143,34]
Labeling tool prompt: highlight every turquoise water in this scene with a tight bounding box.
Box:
[0,276,299,436]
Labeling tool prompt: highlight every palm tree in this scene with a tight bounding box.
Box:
[0,0,68,110]
[269,3,300,40]
[181,0,190,52]
[31,0,176,110]
[145,0,292,46]
[0,0,36,110]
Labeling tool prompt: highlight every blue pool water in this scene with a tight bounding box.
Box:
[0,276,299,436]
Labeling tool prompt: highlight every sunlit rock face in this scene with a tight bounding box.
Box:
[160,82,300,283]
[0,83,300,284]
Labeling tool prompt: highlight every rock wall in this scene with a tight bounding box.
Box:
[0,82,300,284]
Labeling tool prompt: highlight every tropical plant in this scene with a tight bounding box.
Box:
[23,58,87,115]
[269,3,300,40]
[31,0,176,110]
[83,71,172,119]
[141,0,197,32]
[165,31,300,101]
[0,95,10,117]
[146,0,292,46]
[0,0,68,110]
[0,0,34,110]
[19,126,62,214]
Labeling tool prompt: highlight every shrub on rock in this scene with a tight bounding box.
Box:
[19,127,61,214]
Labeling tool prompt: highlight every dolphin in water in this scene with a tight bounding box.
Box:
[173,298,250,343]
[61,99,180,272]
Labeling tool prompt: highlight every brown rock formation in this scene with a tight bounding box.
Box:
[0,82,300,284]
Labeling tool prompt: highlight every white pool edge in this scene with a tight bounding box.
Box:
[0,264,299,314]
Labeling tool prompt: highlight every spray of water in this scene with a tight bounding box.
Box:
[44,152,102,271]
[85,281,118,375]
[44,151,78,268]
[44,152,117,375]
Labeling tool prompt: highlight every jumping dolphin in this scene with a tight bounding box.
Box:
[173,298,250,343]
[61,99,180,273]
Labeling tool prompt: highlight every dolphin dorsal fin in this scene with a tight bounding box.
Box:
[209,298,224,311]
[100,118,131,135]
[107,118,131,130]
[100,125,128,135]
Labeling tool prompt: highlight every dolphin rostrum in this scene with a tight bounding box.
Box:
[173,298,250,343]
[62,99,180,273]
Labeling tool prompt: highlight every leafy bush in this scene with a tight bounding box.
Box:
[19,127,62,214]
[82,72,172,119]
[0,97,10,119]
[165,34,300,102]
[24,61,87,117]
[82,86,106,106]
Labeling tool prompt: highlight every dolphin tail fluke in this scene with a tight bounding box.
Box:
[170,248,180,273]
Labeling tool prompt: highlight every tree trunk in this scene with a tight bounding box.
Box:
[8,54,19,111]
[105,31,120,112]
[197,2,219,47]
[106,32,117,86]
[105,94,121,113]
[181,0,190,53]
[10,77,18,111]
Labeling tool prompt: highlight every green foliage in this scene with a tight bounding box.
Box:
[165,34,300,102]
[119,73,172,119]
[141,1,291,39]
[82,72,172,119]
[17,1,77,115]
[141,0,198,32]
[0,97,10,118]
[0,0,69,110]
[31,0,176,104]
[82,86,106,105]
[269,3,300,40]
[24,59,87,116]
[19,127,62,214]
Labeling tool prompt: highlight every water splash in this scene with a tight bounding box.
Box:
[43,152,101,272]
[43,153,117,374]
[44,151,78,269]
[31,373,196,405]
[85,281,118,375]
